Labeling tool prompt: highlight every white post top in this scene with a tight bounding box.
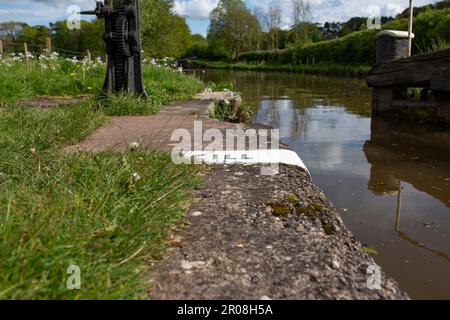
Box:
[376,30,415,39]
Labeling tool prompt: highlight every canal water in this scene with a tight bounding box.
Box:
[199,69,450,299]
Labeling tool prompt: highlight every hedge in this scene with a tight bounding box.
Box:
[238,29,377,66]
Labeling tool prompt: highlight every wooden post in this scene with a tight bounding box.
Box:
[45,37,52,54]
[0,39,3,56]
[408,0,414,56]
[24,42,29,61]
[86,49,91,61]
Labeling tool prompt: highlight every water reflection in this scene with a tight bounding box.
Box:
[365,118,450,263]
[364,119,450,207]
[200,69,450,299]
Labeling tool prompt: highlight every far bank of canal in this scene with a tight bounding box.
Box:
[196,69,450,300]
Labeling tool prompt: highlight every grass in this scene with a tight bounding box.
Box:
[207,80,237,92]
[0,57,205,115]
[0,58,103,103]
[0,58,206,299]
[194,59,371,77]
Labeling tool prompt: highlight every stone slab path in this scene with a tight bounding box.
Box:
[65,100,243,153]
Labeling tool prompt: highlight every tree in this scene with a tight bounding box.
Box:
[140,0,192,57]
[253,6,266,50]
[51,19,104,57]
[185,34,209,58]
[266,1,282,50]
[0,21,27,42]
[289,22,322,46]
[320,22,342,40]
[18,25,50,48]
[339,17,367,37]
[291,0,312,43]
[208,0,261,59]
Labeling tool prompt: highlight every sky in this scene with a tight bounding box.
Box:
[0,0,438,36]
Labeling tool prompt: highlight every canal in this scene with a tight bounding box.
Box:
[199,69,450,299]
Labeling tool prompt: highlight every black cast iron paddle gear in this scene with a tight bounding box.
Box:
[81,0,148,98]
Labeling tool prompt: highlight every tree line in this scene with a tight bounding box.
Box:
[0,0,194,58]
[1,0,448,61]
[187,0,398,60]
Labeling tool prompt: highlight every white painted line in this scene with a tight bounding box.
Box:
[183,149,311,179]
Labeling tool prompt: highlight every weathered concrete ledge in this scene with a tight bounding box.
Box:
[148,164,409,300]
[63,91,409,299]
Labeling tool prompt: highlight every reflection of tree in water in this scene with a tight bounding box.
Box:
[203,69,371,117]
[293,108,311,141]
[364,118,450,207]
[364,118,450,263]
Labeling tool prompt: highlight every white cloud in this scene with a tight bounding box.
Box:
[0,0,437,31]
[248,0,434,26]
[14,0,92,8]
[174,0,219,19]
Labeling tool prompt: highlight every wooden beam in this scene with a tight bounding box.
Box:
[45,37,52,54]
[431,67,450,92]
[24,42,29,61]
[391,100,435,108]
[366,48,450,87]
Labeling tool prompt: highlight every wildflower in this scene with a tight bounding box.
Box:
[129,142,140,151]
[132,173,141,183]
[30,148,37,156]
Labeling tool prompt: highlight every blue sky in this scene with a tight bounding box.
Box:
[0,0,438,36]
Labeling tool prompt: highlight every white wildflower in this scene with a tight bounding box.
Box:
[129,142,140,151]
[132,173,141,183]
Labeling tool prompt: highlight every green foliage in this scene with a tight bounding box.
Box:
[289,22,323,45]
[0,21,27,42]
[208,0,261,59]
[17,25,50,48]
[96,93,159,116]
[0,56,205,299]
[207,80,237,92]
[0,103,200,299]
[51,20,105,57]
[384,8,450,54]
[292,29,377,65]
[236,6,450,68]
[2,1,194,59]
[0,56,205,109]
[140,0,192,57]
[0,57,103,102]
[396,0,450,18]
[196,59,371,77]
[238,29,377,66]
[184,34,210,58]
[95,68,205,116]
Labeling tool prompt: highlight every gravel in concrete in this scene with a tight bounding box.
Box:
[148,164,409,300]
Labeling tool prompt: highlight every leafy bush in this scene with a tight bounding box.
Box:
[237,7,450,67]
[384,8,450,54]
[238,29,377,66]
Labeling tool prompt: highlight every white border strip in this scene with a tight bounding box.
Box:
[183,149,311,179]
